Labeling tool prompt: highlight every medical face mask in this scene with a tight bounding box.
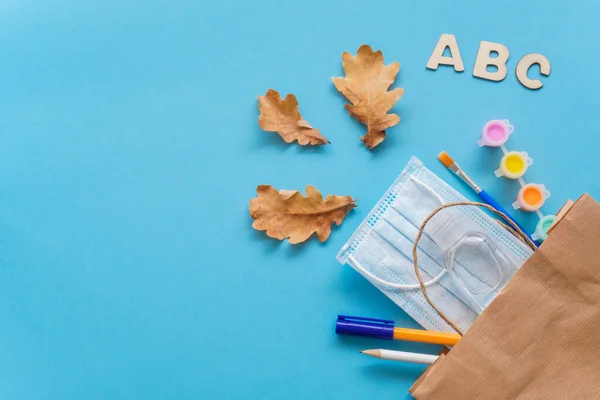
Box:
[337,157,533,333]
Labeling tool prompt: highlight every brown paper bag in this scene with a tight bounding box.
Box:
[410,194,600,399]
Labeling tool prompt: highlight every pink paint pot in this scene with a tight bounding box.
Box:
[478,119,514,147]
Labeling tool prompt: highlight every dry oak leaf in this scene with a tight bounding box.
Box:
[249,185,356,244]
[257,89,329,146]
[332,45,404,150]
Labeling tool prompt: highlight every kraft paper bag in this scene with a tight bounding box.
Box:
[410,194,600,399]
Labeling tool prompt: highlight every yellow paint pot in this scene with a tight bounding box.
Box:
[495,151,532,179]
[512,183,550,212]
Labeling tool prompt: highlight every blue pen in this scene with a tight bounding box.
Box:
[438,151,539,247]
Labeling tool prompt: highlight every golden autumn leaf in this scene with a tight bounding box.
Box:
[332,45,404,150]
[257,89,329,146]
[249,185,356,244]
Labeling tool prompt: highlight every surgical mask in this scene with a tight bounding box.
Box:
[337,156,533,333]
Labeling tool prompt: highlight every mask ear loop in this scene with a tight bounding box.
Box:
[412,201,537,336]
[348,255,447,290]
[346,175,451,291]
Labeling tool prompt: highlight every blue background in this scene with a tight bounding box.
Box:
[0,0,597,399]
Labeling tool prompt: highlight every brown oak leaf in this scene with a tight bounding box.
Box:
[257,89,329,146]
[249,185,356,244]
[332,45,404,150]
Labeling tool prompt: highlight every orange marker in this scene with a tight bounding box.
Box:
[336,315,461,346]
[392,326,460,346]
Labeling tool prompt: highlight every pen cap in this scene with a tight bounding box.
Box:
[335,315,395,339]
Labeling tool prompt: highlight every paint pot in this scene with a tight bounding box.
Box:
[512,184,550,212]
[532,215,557,243]
[478,119,514,147]
[495,151,532,179]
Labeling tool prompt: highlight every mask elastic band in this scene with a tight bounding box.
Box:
[348,255,447,290]
[345,176,450,291]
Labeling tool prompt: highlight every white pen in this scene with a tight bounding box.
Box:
[360,349,439,365]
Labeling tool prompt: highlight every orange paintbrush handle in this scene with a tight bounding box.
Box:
[393,327,461,346]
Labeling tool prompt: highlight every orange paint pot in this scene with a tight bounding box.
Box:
[512,183,550,212]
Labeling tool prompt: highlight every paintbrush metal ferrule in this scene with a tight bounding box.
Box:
[451,163,482,193]
[447,162,460,174]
